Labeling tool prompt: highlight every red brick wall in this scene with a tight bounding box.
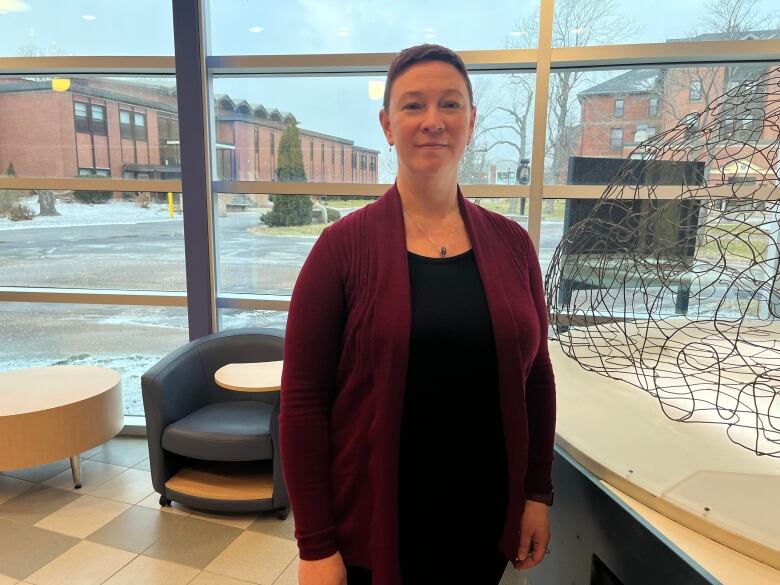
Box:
[0,91,77,177]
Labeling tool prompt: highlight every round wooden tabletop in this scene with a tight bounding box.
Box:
[0,365,123,470]
[214,361,283,392]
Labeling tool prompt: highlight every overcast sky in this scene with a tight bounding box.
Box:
[1,0,777,161]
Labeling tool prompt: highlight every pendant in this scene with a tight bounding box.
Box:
[440,246,447,256]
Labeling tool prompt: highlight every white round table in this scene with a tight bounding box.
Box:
[0,365,123,488]
[214,360,283,392]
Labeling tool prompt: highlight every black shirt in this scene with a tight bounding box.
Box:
[399,249,508,561]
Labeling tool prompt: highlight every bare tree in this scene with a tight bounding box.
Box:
[458,77,502,185]
[700,0,779,38]
[474,0,638,211]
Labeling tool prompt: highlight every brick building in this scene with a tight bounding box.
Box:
[575,30,780,186]
[0,77,378,191]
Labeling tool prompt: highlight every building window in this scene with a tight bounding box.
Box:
[120,110,133,139]
[78,167,110,177]
[614,99,624,117]
[321,143,324,165]
[649,97,659,117]
[74,101,89,132]
[683,112,698,137]
[331,145,335,165]
[158,114,180,166]
[254,128,259,152]
[352,151,356,169]
[120,110,147,141]
[270,131,275,156]
[310,140,314,164]
[610,128,623,150]
[74,102,106,135]
[134,112,147,141]
[91,105,107,135]
[635,124,657,142]
[689,79,702,101]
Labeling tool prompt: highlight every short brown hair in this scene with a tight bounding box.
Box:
[383,44,473,112]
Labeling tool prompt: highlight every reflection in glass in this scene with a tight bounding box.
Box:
[0,191,185,291]
[0,302,189,417]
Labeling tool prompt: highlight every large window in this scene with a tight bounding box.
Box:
[0,6,180,419]
[3,1,779,435]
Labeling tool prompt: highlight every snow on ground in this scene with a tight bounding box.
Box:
[0,197,180,231]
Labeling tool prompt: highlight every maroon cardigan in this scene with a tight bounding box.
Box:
[279,184,556,585]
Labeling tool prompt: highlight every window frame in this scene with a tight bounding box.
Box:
[614,98,624,117]
[689,79,702,101]
[648,97,659,117]
[610,127,623,150]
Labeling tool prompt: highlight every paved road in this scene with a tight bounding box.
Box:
[0,211,564,415]
[0,212,565,292]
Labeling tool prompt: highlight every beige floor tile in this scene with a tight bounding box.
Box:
[188,510,258,530]
[247,512,294,542]
[101,555,199,585]
[205,532,298,584]
[88,469,154,505]
[0,575,19,585]
[132,458,151,472]
[34,495,130,539]
[190,572,256,585]
[0,475,35,505]
[0,518,78,580]
[2,460,71,484]
[25,540,136,585]
[87,438,149,468]
[270,557,298,585]
[0,486,80,525]
[142,516,242,569]
[87,506,187,554]
[43,461,127,494]
[135,493,191,516]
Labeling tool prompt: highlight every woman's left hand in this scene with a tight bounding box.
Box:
[514,500,551,571]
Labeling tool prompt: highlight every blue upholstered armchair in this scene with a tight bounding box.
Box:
[141,328,289,518]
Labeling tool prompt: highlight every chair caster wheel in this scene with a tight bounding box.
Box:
[159,496,172,507]
[276,509,289,520]
[74,483,82,489]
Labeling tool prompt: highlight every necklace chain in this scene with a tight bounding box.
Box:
[402,206,458,257]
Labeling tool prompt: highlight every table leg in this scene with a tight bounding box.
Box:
[70,455,82,489]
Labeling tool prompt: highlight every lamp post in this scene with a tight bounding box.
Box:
[515,158,530,215]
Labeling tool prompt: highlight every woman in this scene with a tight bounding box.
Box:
[280,44,556,585]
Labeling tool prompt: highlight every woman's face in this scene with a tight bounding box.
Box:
[380,60,476,179]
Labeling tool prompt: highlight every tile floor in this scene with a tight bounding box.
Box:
[0,437,525,584]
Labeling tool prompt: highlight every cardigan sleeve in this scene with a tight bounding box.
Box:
[520,228,557,497]
[279,226,345,560]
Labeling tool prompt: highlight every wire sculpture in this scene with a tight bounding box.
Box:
[546,66,780,457]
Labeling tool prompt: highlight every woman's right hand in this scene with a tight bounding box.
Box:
[298,550,348,585]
